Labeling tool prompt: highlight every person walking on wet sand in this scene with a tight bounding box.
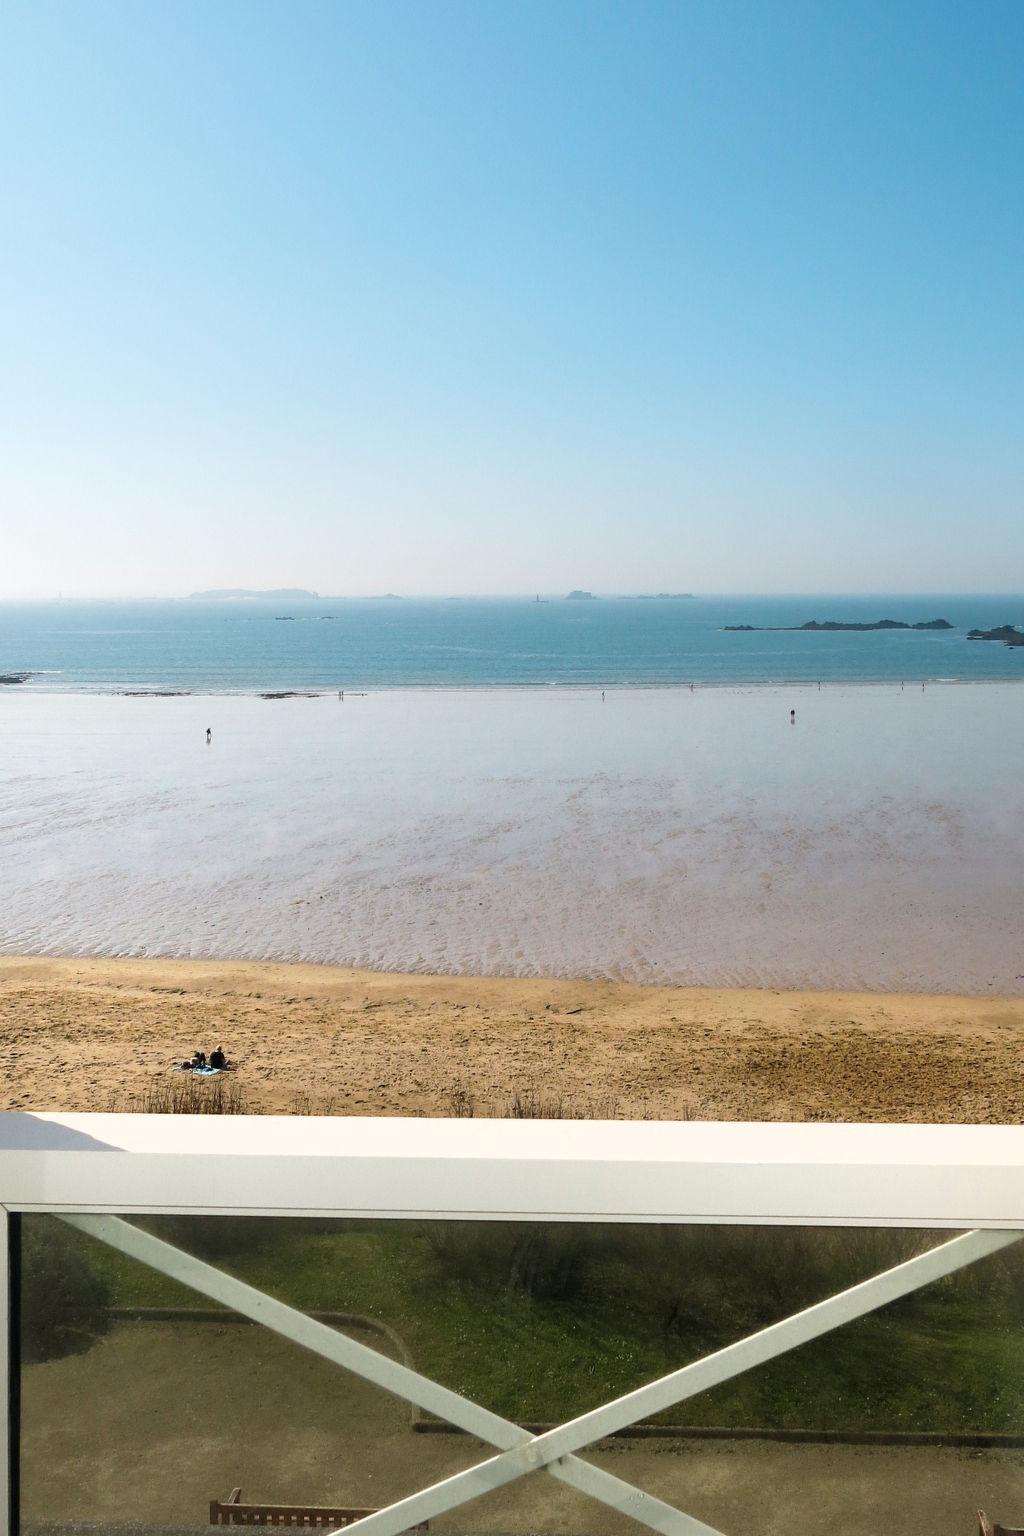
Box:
[790,708,796,724]
[206,727,212,743]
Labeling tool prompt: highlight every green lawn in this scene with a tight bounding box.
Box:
[71,1218,1024,1435]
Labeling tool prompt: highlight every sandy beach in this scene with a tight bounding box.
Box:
[2,955,1023,1121]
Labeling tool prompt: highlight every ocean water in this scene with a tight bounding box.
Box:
[2,594,1023,691]
[3,684,1022,992]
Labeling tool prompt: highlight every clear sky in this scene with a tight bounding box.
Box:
[2,0,1022,598]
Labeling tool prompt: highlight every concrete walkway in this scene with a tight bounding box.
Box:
[22,1323,1024,1536]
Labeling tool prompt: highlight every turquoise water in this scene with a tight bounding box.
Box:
[2,595,1022,691]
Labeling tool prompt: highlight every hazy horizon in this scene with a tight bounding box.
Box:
[4,588,1024,605]
[4,1,1023,600]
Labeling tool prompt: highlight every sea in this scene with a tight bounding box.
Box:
[2,594,1023,691]
[3,595,1023,993]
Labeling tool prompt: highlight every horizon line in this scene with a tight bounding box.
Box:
[4,590,1024,604]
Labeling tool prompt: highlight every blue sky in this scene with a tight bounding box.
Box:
[2,0,1022,597]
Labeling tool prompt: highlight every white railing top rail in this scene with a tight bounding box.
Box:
[1,1112,1023,1226]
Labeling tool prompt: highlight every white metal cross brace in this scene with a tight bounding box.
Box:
[60,1217,1021,1536]
[60,1216,717,1536]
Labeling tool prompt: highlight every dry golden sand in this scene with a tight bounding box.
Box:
[2,955,1023,1121]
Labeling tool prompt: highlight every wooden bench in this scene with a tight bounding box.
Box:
[979,1514,1024,1536]
[211,1487,428,1531]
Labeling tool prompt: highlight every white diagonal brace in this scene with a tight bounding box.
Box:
[332,1227,1022,1536]
[59,1216,719,1536]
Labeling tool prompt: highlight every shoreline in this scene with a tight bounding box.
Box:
[4,945,1023,1002]
[2,955,1022,1122]
[6,677,1024,697]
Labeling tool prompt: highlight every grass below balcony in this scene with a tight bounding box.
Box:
[71,1217,1024,1436]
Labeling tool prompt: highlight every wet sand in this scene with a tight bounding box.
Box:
[2,955,1023,1121]
[6,686,1024,994]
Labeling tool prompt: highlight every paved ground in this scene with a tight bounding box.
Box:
[20,1323,1024,1536]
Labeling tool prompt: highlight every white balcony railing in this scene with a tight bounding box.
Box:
[4,1113,1024,1536]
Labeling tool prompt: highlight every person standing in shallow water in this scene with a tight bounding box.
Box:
[790,709,796,724]
[206,727,212,743]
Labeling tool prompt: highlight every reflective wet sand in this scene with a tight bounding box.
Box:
[3,685,1022,992]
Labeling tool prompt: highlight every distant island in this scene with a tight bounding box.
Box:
[190,588,319,600]
[566,589,596,600]
[724,618,953,633]
[967,624,1024,647]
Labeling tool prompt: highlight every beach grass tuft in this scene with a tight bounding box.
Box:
[112,1076,248,1115]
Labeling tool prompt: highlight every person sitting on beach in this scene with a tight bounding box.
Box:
[191,1050,207,1068]
[209,1046,226,1070]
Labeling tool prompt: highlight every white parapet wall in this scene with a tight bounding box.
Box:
[2,1113,1024,1224]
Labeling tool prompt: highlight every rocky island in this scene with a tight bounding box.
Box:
[724,618,953,633]
[967,625,1024,647]
[566,589,596,600]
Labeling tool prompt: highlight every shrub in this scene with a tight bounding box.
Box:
[142,1214,272,1262]
[424,1220,595,1302]
[21,1217,112,1364]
